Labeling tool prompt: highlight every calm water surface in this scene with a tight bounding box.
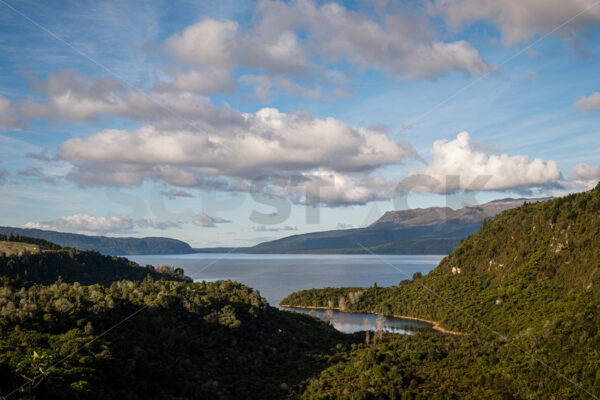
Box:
[281,307,432,334]
[127,253,445,333]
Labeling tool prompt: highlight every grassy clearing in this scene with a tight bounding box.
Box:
[0,241,41,256]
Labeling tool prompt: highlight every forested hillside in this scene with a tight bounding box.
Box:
[2,182,599,399]
[246,198,548,255]
[282,183,600,399]
[0,278,353,399]
[0,246,190,286]
[0,227,194,255]
[0,238,356,399]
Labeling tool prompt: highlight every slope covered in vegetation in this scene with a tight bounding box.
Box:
[282,183,600,399]
[0,246,190,286]
[0,227,194,255]
[0,238,356,399]
[0,278,353,399]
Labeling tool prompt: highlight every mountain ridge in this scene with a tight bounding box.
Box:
[0,226,194,255]
[246,197,551,254]
[0,197,552,256]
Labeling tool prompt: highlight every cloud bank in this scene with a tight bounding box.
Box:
[25,214,134,234]
[161,0,492,87]
[410,132,561,192]
[429,0,600,45]
[568,163,600,190]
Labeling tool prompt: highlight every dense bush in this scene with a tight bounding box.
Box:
[0,247,190,286]
[0,278,354,399]
[282,183,600,399]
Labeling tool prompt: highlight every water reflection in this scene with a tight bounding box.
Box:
[281,307,432,334]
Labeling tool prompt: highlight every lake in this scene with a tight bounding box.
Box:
[127,253,445,333]
[280,307,433,334]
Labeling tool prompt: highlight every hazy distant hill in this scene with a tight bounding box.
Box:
[1,198,549,256]
[0,226,194,255]
[247,197,550,254]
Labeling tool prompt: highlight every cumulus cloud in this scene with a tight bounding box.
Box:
[24,214,134,234]
[240,75,323,101]
[161,189,193,199]
[575,92,600,110]
[165,19,240,69]
[158,1,491,87]
[251,0,492,80]
[556,163,600,191]
[284,170,395,205]
[19,70,243,127]
[154,67,236,94]
[58,107,415,192]
[410,132,562,192]
[136,218,182,230]
[0,95,24,128]
[18,71,403,202]
[569,163,600,189]
[572,163,600,180]
[192,212,232,228]
[429,0,600,45]
[165,17,311,77]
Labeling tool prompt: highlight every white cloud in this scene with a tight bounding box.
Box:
[252,0,492,80]
[410,131,562,192]
[240,75,323,101]
[429,0,600,45]
[192,212,232,228]
[165,19,239,69]
[165,17,310,76]
[19,70,243,127]
[22,70,416,205]
[559,163,600,191]
[24,214,134,234]
[572,163,600,180]
[286,170,395,205]
[0,95,23,128]
[58,107,414,187]
[155,67,235,94]
[136,219,181,230]
[159,2,491,85]
[575,92,600,110]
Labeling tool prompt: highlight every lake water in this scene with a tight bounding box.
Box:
[281,307,432,334]
[127,253,445,333]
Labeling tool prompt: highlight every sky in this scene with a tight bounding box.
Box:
[0,0,599,247]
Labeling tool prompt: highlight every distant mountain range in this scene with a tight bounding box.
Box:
[0,226,194,255]
[239,197,551,254]
[0,197,550,256]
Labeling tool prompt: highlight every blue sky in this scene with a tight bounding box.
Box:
[0,0,599,247]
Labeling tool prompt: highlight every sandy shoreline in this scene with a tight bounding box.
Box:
[278,304,465,336]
